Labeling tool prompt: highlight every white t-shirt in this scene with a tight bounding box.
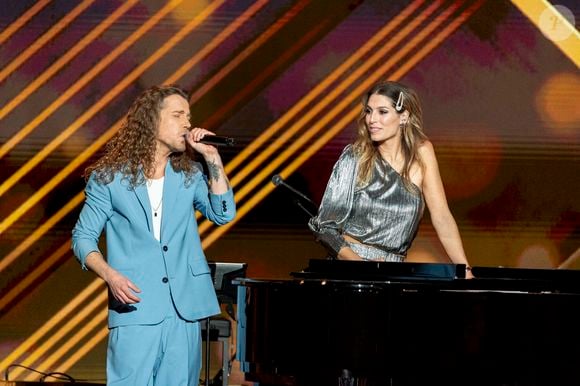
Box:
[146,176,164,241]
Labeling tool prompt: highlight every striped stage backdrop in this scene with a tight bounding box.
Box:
[0,0,578,383]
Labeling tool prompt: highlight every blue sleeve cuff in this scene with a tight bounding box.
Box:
[209,188,236,223]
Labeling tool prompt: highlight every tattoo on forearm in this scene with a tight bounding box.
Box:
[207,161,221,184]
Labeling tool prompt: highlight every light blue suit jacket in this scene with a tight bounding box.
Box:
[72,162,235,328]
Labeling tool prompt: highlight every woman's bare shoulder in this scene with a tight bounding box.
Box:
[417,139,437,163]
[418,139,434,152]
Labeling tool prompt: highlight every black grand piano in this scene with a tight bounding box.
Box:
[235,260,580,386]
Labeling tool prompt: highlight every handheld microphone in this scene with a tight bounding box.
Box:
[271,174,317,207]
[199,135,235,147]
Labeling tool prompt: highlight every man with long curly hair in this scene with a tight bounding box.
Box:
[72,85,236,385]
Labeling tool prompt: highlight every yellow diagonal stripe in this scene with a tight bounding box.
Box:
[0,0,95,83]
[0,279,106,371]
[57,322,109,376]
[0,239,74,312]
[0,0,138,122]
[0,0,225,227]
[0,0,271,372]
[202,0,482,245]
[22,306,108,381]
[0,0,51,45]
[510,0,580,67]
[195,0,426,226]
[2,1,485,375]
[0,0,262,260]
[188,0,311,105]
[166,0,269,84]
[0,1,267,323]
[9,290,107,380]
[221,0,427,178]
[0,0,183,163]
[198,0,440,236]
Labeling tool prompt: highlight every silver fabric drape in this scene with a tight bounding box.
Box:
[309,145,424,261]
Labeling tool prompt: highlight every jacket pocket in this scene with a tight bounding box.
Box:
[188,259,211,277]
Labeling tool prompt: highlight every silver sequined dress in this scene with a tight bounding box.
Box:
[308,144,425,262]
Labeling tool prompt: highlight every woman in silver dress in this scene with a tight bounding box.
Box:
[309,81,473,277]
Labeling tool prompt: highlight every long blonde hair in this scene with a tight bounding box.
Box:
[85,85,198,187]
[353,81,427,189]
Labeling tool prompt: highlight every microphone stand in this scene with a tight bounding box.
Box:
[271,174,338,260]
[293,198,315,218]
[271,174,318,217]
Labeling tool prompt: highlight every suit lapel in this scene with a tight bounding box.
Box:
[161,162,180,237]
[133,174,153,233]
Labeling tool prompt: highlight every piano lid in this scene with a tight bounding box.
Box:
[291,259,465,281]
[288,259,580,293]
[471,265,580,285]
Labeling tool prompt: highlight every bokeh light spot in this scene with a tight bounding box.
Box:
[517,242,558,269]
[535,72,580,137]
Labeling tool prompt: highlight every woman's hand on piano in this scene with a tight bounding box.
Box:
[465,265,474,279]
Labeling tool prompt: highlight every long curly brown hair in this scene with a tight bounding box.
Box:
[85,85,198,187]
[353,81,427,190]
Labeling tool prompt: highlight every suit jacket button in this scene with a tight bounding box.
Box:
[163,245,168,252]
[162,277,168,283]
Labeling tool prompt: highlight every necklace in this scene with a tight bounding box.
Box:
[152,198,162,217]
[147,177,164,217]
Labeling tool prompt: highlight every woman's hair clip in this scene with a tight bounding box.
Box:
[395,91,404,112]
